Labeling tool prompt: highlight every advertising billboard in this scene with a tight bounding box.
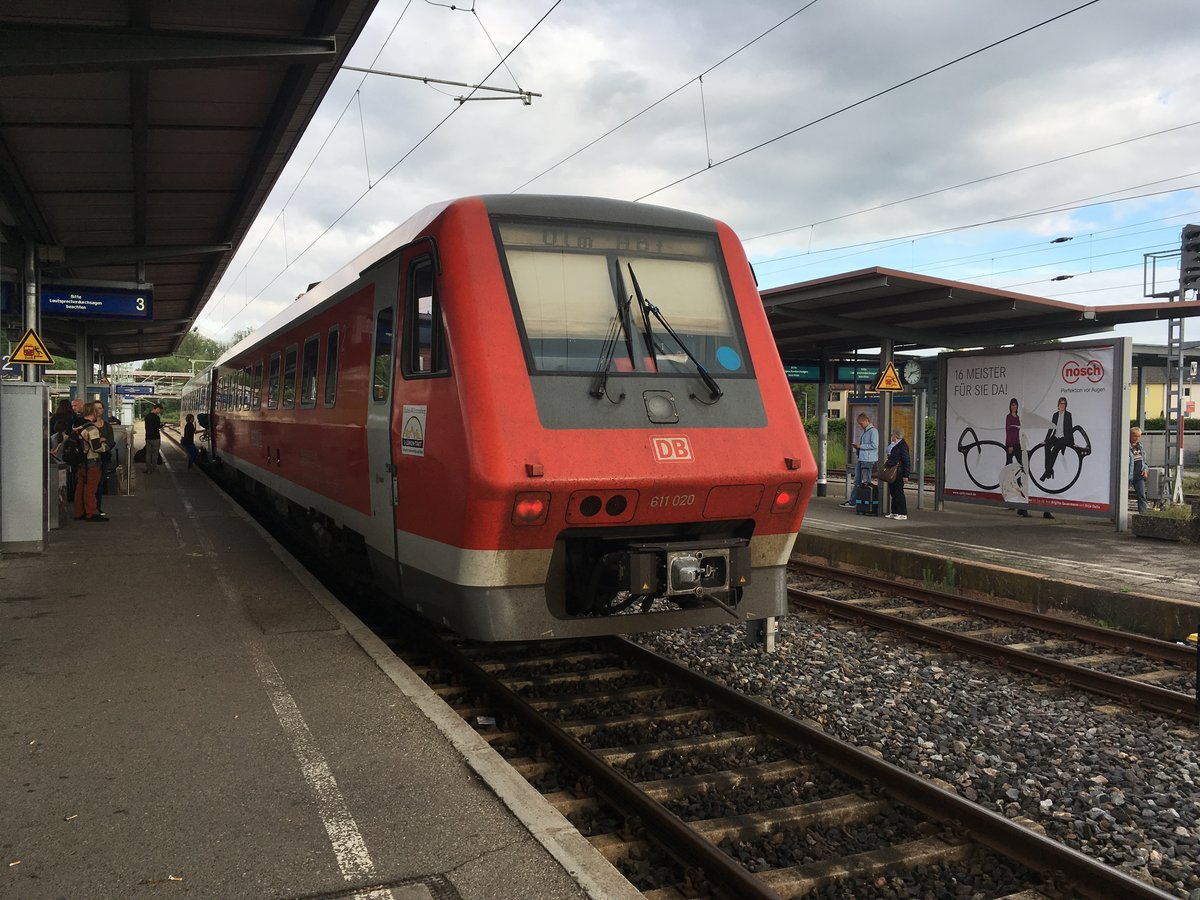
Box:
[941,340,1128,517]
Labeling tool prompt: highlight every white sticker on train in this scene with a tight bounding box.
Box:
[401,405,427,457]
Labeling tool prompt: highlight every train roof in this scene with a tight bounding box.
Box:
[214,195,722,368]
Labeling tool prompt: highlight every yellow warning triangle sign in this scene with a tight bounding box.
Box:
[873,361,904,392]
[10,328,54,365]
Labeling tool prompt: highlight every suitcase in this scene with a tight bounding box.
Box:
[1145,466,1166,501]
[855,482,880,516]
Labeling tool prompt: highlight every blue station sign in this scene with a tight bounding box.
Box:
[41,283,153,320]
[116,384,156,397]
[836,364,879,383]
[782,364,822,383]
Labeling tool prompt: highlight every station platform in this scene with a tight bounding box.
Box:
[796,483,1200,643]
[0,439,639,900]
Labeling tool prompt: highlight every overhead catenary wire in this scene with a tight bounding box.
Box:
[743,119,1200,243]
[634,0,1103,202]
[750,178,1200,273]
[208,0,563,338]
[203,0,1190,340]
[508,0,825,194]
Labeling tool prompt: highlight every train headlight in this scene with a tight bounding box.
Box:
[512,492,551,526]
[771,483,802,513]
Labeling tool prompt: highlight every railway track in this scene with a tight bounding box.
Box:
[392,615,1172,899]
[789,560,1198,722]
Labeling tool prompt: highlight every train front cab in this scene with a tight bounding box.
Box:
[373,197,813,641]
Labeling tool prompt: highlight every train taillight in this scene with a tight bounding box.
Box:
[771,483,802,513]
[512,492,551,526]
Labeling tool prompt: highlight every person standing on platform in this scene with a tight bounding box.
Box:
[144,402,163,474]
[92,401,115,515]
[48,399,73,446]
[73,405,109,522]
[182,413,199,470]
[841,412,879,508]
[883,428,911,520]
[57,399,90,502]
[1129,427,1148,514]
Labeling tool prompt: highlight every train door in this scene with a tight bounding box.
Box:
[364,260,403,593]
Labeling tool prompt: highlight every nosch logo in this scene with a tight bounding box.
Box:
[651,435,694,462]
[1061,359,1105,384]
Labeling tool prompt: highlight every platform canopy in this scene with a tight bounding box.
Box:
[0,0,378,364]
[762,267,1200,358]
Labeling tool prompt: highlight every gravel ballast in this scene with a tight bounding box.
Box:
[639,616,1200,898]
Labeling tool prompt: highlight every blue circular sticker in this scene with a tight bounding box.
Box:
[716,345,742,371]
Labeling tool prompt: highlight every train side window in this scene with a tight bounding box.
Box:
[403,259,447,377]
[252,360,263,409]
[300,335,319,408]
[372,308,393,402]
[282,344,298,408]
[267,352,281,409]
[243,366,252,409]
[324,326,340,406]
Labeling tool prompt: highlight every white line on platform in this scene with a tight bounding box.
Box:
[178,491,394,900]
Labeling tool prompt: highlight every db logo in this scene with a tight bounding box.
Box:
[1061,359,1104,384]
[651,435,694,462]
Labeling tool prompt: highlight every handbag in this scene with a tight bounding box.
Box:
[878,463,899,484]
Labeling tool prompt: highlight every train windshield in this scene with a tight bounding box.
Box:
[498,221,749,377]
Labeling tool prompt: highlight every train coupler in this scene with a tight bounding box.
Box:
[625,538,751,600]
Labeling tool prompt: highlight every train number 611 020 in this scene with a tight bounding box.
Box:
[649,493,696,509]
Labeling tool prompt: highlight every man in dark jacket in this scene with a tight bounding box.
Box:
[1041,396,1073,481]
[144,402,162,474]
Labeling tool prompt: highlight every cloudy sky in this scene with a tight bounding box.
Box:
[196,0,1200,349]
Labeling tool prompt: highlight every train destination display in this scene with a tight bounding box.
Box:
[40,283,153,320]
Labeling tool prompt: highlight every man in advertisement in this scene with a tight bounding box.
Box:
[1041,396,1075,482]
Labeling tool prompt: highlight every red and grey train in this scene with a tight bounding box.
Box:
[184,195,815,641]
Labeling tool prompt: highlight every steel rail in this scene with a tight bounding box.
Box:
[792,559,1197,666]
[787,579,1196,721]
[412,624,784,900]
[613,637,1176,900]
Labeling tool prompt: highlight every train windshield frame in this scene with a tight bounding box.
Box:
[495,219,753,379]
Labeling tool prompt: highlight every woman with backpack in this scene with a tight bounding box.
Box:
[72,405,109,522]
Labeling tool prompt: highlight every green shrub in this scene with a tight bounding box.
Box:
[1141,504,1195,520]
[1132,417,1200,431]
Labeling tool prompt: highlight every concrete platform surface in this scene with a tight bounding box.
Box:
[797,484,1200,642]
[1,445,638,900]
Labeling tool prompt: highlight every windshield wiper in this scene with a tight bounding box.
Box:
[627,263,723,402]
[590,262,636,401]
[590,308,626,401]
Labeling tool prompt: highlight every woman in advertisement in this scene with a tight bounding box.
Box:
[1004,398,1021,464]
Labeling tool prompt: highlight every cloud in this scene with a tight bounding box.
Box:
[197,0,1200,348]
